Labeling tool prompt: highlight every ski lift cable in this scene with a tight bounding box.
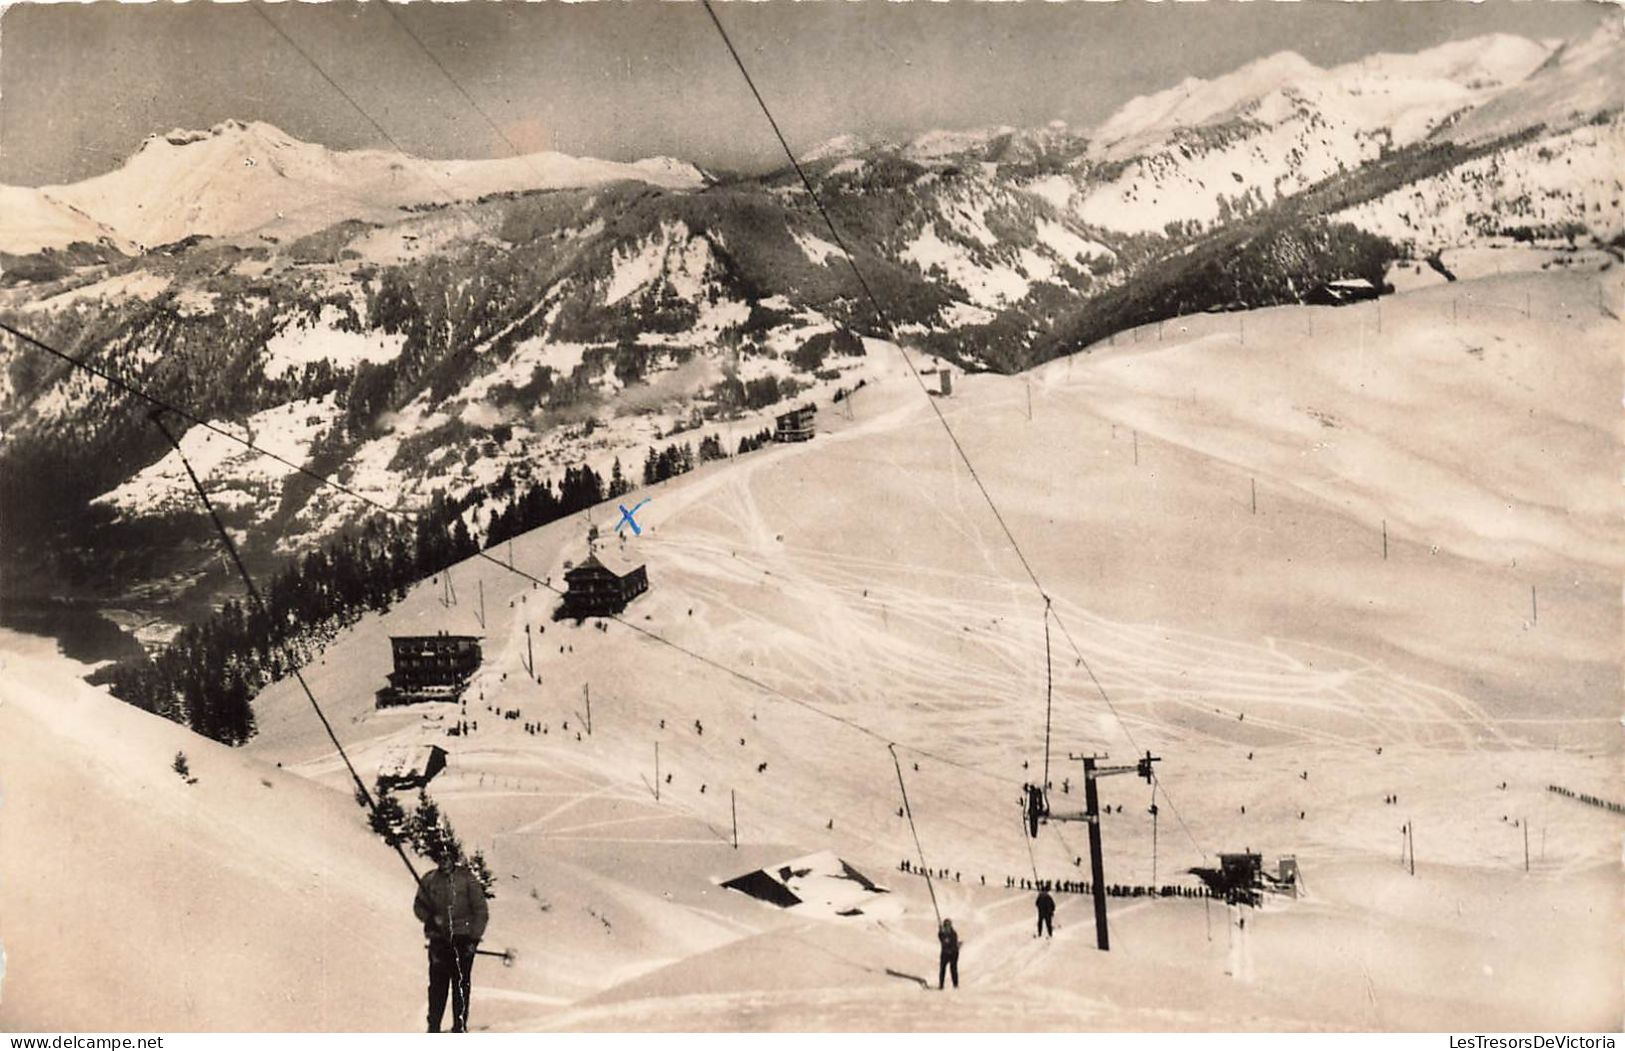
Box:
[1049,605,1209,861]
[145,0,1207,853]
[0,57,1198,879]
[698,0,1210,862]
[3,9,1218,946]
[890,744,941,928]
[149,409,422,886]
[5,2,1207,873]
[1042,599,1054,790]
[249,4,467,212]
[1,1,1039,792]
[0,318,1023,793]
[377,2,558,188]
[698,0,1049,601]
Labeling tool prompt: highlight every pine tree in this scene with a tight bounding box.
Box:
[409,790,444,855]
[467,850,497,899]
[368,792,409,846]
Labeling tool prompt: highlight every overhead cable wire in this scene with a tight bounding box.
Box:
[7,0,1211,872]
[890,744,941,927]
[378,3,542,168]
[0,325,1017,790]
[149,408,421,885]
[698,0,1208,861]
[252,4,426,166]
[0,319,416,523]
[698,0,1049,602]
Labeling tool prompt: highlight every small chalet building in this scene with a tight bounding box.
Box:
[1309,277,1381,306]
[562,548,649,619]
[774,405,816,443]
[377,744,448,790]
[377,633,481,707]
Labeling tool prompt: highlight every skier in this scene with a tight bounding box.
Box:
[1035,887,1056,938]
[413,842,489,1033]
[937,918,961,990]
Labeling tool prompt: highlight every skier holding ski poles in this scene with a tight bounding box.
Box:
[413,842,489,1033]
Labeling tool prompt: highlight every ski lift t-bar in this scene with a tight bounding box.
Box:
[1030,751,1161,951]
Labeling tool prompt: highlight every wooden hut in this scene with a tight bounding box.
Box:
[377,744,449,790]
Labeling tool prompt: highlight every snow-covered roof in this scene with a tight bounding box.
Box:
[569,548,645,579]
[721,850,894,919]
[378,744,446,780]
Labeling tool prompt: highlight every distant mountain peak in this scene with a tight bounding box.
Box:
[801,133,883,163]
[11,120,706,252]
[143,119,293,152]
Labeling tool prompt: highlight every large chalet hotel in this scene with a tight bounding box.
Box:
[377,632,481,707]
[562,547,649,618]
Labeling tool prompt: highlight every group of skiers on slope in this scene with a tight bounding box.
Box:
[411,845,1060,1027]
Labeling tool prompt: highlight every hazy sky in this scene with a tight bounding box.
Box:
[0,0,1614,186]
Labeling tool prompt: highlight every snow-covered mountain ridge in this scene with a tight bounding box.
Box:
[0,25,1618,646]
[2,119,706,255]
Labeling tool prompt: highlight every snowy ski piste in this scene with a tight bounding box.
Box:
[2,266,1619,1031]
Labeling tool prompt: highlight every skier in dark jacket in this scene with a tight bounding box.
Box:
[937,918,960,990]
[1035,887,1056,938]
[414,844,489,1033]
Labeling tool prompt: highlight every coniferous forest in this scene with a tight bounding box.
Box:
[103,431,758,745]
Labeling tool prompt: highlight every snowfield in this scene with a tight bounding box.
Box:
[903,223,1032,309]
[263,305,407,375]
[4,268,1618,1031]
[603,221,716,306]
[95,395,344,520]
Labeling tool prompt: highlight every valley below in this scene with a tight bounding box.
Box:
[4,268,1619,1030]
[1,12,1621,1033]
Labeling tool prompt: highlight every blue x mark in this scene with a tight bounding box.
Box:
[616,499,650,536]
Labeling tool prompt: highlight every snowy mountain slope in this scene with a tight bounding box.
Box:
[4,26,1619,661]
[0,631,424,1031]
[1049,32,1589,238]
[1322,22,1625,248]
[1,22,1621,1029]
[1336,118,1624,246]
[10,120,705,252]
[0,185,133,256]
[1092,50,1325,158]
[1093,34,1551,160]
[94,394,345,521]
[1442,22,1625,145]
[229,269,1621,1030]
